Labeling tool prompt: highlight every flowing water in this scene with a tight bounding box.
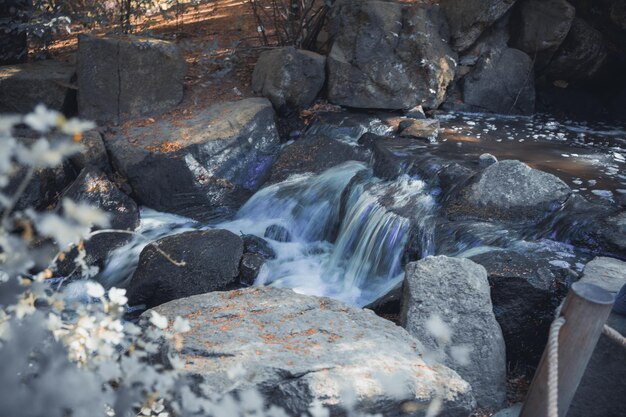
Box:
[99,111,626,308]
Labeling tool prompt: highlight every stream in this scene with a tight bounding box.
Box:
[98,111,626,308]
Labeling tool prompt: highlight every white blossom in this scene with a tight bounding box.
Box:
[150,311,168,329]
[62,198,110,228]
[16,137,82,168]
[60,118,96,136]
[172,316,191,333]
[108,287,128,305]
[425,314,452,345]
[23,104,62,132]
[85,281,105,298]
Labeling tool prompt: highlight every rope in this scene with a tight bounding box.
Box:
[603,325,626,349]
[548,316,566,417]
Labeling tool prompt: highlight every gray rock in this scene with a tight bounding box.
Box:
[105,98,280,221]
[601,211,626,255]
[327,1,456,110]
[0,0,29,65]
[252,47,325,111]
[545,18,608,82]
[241,234,276,260]
[510,0,575,69]
[400,255,507,410]
[69,130,111,173]
[462,48,535,115]
[458,160,571,220]
[569,256,626,417]
[441,0,518,51]
[238,252,265,286]
[398,119,440,140]
[264,224,291,242]
[56,168,140,278]
[478,153,497,168]
[77,35,186,123]
[126,229,243,308]
[469,250,578,371]
[579,257,626,293]
[146,287,476,416]
[0,60,74,113]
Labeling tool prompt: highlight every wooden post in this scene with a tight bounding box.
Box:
[519,282,614,417]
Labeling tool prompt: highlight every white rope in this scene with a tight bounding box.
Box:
[603,325,626,349]
[548,316,566,417]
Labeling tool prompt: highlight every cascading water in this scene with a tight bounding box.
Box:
[100,161,437,307]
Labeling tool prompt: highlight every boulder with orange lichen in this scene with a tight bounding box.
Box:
[144,287,476,416]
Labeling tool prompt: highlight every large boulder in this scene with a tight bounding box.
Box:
[545,18,608,82]
[252,46,325,111]
[327,1,456,110]
[441,0,518,52]
[0,60,75,113]
[400,256,507,410]
[509,0,576,69]
[569,257,626,417]
[56,168,140,278]
[68,130,111,173]
[77,34,186,123]
[451,160,572,221]
[469,250,578,372]
[146,287,476,416]
[105,98,281,221]
[462,48,535,115]
[126,229,243,309]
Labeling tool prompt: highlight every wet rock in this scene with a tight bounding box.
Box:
[599,211,626,256]
[469,250,577,372]
[68,130,111,173]
[267,131,370,184]
[0,60,75,114]
[106,98,280,221]
[364,280,403,316]
[400,255,507,410]
[453,160,571,221]
[492,403,522,417]
[252,46,325,111]
[441,0,518,51]
[478,153,497,168]
[264,224,291,242]
[146,287,476,416]
[569,257,626,417]
[509,0,575,69]
[56,168,139,277]
[327,1,456,109]
[241,234,276,260]
[359,133,429,180]
[462,48,535,115]
[77,34,186,123]
[398,119,440,140]
[405,105,426,119]
[238,252,265,286]
[126,229,243,309]
[545,18,608,82]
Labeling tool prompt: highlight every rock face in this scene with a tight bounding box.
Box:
[0,60,75,113]
[147,287,476,416]
[602,212,626,256]
[400,256,507,410]
[569,257,626,417]
[456,160,571,220]
[469,250,577,371]
[105,98,280,221]
[462,48,535,115]
[510,0,575,69]
[57,168,140,277]
[77,35,186,123]
[252,47,326,111]
[441,0,518,51]
[545,18,608,82]
[0,0,30,65]
[126,229,243,309]
[327,0,456,110]
[398,119,440,140]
